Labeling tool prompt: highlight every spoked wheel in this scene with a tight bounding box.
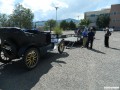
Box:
[0,48,13,63]
[23,48,39,70]
[58,40,65,54]
[0,41,16,63]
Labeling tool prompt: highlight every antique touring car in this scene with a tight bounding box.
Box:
[0,27,65,69]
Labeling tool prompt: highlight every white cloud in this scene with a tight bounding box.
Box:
[21,0,68,12]
[0,0,119,21]
[21,0,52,12]
[70,13,84,20]
[0,0,15,14]
[60,11,84,20]
[51,0,68,8]
[95,5,111,11]
[21,0,68,20]
[77,13,84,20]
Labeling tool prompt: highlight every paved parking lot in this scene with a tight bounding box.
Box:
[0,31,120,90]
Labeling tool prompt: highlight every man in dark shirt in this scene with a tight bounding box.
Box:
[86,29,95,49]
[104,28,111,47]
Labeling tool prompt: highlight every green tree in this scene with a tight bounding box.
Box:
[45,19,56,31]
[69,20,76,30]
[60,20,69,30]
[79,19,90,27]
[96,15,110,28]
[0,14,9,27]
[53,26,63,35]
[11,4,34,29]
[7,14,16,27]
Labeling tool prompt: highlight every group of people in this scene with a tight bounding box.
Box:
[81,27,95,49]
[76,26,112,49]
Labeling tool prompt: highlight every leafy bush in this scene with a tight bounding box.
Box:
[53,26,63,35]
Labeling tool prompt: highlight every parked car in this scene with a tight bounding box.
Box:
[0,27,65,70]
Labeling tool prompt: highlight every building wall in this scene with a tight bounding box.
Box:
[109,4,120,30]
[84,9,110,27]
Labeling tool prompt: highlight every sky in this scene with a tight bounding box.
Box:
[0,0,120,21]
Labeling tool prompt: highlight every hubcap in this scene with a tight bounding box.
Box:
[60,43,64,51]
[26,50,38,68]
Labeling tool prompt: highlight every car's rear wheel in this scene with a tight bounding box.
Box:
[0,48,12,63]
[23,48,39,70]
[0,41,16,63]
[58,40,65,54]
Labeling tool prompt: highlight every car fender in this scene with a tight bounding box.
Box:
[18,44,39,57]
[53,39,64,49]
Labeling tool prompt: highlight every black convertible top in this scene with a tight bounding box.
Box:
[0,27,51,48]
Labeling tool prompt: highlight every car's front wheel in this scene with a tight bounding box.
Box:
[23,48,39,70]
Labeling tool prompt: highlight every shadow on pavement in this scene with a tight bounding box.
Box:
[89,48,106,54]
[0,52,69,90]
[94,38,101,40]
[109,47,120,51]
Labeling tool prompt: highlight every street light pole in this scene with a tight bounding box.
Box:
[55,7,59,22]
[78,16,79,21]
[77,15,80,26]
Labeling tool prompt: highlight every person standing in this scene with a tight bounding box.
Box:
[82,28,88,48]
[104,28,111,48]
[77,28,82,38]
[86,29,95,49]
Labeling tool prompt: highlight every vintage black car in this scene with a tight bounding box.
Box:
[0,27,65,69]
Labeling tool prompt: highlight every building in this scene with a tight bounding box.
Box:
[84,9,110,27]
[109,4,120,30]
[84,4,120,30]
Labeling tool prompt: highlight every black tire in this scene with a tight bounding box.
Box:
[23,48,39,70]
[0,41,16,63]
[58,40,65,54]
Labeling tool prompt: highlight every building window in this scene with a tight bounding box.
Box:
[116,12,120,14]
[112,19,119,22]
[104,13,110,16]
[90,14,95,17]
[114,12,116,15]
[110,12,113,15]
[100,14,104,16]
[117,19,120,22]
[113,19,115,22]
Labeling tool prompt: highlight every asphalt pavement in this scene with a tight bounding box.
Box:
[0,31,120,90]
